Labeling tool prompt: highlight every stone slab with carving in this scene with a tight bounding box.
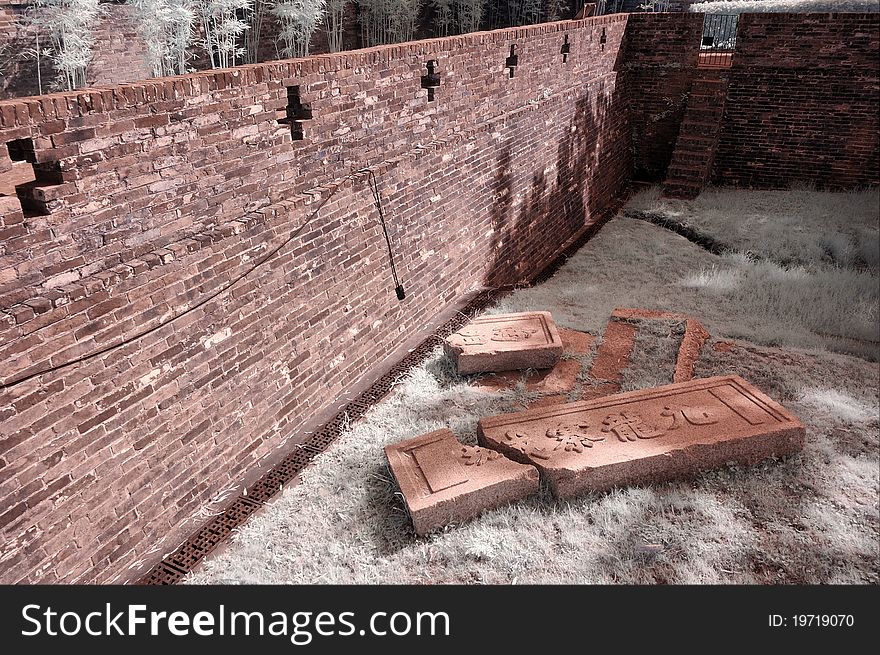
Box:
[444,311,564,375]
[385,428,540,535]
[478,375,805,499]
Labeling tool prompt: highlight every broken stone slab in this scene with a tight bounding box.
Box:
[444,311,564,375]
[385,428,540,535]
[478,375,805,499]
[472,328,595,395]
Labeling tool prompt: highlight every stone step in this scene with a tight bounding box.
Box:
[691,77,727,89]
[478,375,806,499]
[661,181,702,200]
[686,107,725,121]
[685,100,724,112]
[669,149,713,165]
[689,87,726,97]
[666,174,707,188]
[690,84,726,95]
[678,120,723,137]
[666,168,708,185]
[666,158,708,181]
[676,134,716,150]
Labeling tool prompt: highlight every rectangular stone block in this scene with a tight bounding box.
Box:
[478,375,806,499]
[444,311,564,375]
[385,429,540,535]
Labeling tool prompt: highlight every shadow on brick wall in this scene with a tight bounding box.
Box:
[484,86,618,289]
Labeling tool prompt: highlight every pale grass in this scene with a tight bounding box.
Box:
[186,188,878,585]
[628,186,880,271]
[690,0,879,13]
[798,387,877,423]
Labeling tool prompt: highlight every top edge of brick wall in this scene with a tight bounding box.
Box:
[0,16,628,129]
[734,12,880,69]
[737,12,880,18]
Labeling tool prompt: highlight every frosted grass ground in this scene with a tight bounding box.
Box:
[690,0,879,13]
[624,186,879,358]
[186,188,879,585]
[628,186,880,271]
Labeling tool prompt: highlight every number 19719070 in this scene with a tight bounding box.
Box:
[769,614,854,628]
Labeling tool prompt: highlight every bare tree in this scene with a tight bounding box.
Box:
[507,0,541,26]
[19,1,47,95]
[358,0,422,47]
[272,0,327,58]
[324,0,349,52]
[29,0,102,91]
[433,0,453,36]
[196,0,252,69]
[394,0,422,42]
[131,0,196,77]
[244,0,272,63]
[454,0,484,33]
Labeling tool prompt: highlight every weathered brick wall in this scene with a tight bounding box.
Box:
[623,12,703,181]
[87,3,152,88]
[713,13,880,189]
[0,1,150,100]
[0,16,631,583]
[0,1,26,97]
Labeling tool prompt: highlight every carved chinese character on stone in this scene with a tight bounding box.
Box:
[661,404,719,430]
[601,412,664,442]
[478,375,806,499]
[545,423,605,452]
[491,326,539,342]
[385,429,539,535]
[457,331,487,346]
[458,445,501,467]
[444,311,563,374]
[503,430,552,460]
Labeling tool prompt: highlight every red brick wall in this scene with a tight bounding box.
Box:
[0,2,29,98]
[712,12,880,189]
[87,4,152,88]
[0,15,631,583]
[623,12,703,181]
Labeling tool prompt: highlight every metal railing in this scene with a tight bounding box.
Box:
[593,0,677,14]
[699,14,738,68]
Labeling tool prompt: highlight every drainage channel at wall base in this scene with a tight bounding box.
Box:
[137,201,620,585]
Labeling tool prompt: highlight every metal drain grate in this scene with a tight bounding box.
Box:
[135,201,623,585]
[136,290,498,585]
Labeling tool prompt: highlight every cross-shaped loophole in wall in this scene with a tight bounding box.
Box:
[278,86,313,141]
[421,60,441,102]
[561,34,571,64]
[505,45,519,78]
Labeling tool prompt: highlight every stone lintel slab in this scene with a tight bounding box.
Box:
[385,429,540,535]
[444,311,564,375]
[477,375,805,499]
